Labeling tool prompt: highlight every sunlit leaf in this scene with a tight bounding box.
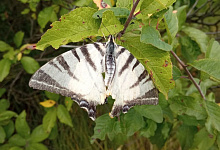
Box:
[206,38,220,59]
[43,107,57,133]
[13,31,24,48]
[30,125,50,142]
[0,41,13,52]
[0,126,6,143]
[40,100,56,108]
[15,110,30,139]
[0,99,10,113]
[57,105,73,127]
[26,143,48,150]
[20,56,40,74]
[8,134,26,146]
[93,7,130,18]
[0,58,11,82]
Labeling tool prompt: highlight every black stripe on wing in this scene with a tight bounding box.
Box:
[80,46,97,71]
[119,53,134,76]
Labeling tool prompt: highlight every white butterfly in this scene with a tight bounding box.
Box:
[29,35,158,120]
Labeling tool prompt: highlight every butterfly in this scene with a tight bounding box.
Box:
[29,35,158,121]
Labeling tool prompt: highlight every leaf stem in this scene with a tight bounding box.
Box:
[118,0,140,38]
[170,50,206,100]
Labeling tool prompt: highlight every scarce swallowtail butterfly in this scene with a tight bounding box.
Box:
[29,35,158,121]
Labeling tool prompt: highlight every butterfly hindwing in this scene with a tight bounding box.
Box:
[29,43,106,120]
[108,46,158,117]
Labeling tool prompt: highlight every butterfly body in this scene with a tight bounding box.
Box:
[29,35,158,121]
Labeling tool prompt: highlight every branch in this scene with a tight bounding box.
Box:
[170,50,206,100]
[118,0,140,38]
[187,0,199,17]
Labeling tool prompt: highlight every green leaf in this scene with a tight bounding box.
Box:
[64,97,73,111]
[158,94,174,121]
[118,33,174,98]
[124,109,145,136]
[141,26,172,51]
[8,134,26,147]
[178,115,200,126]
[0,144,11,150]
[217,133,220,150]
[189,59,220,81]
[43,107,57,133]
[140,0,175,15]
[205,101,220,133]
[9,146,24,150]
[140,119,157,138]
[26,143,48,150]
[48,123,58,140]
[15,110,30,139]
[37,6,57,29]
[182,27,209,53]
[93,7,130,18]
[91,114,118,142]
[206,38,220,59]
[176,5,187,30]
[172,65,181,80]
[0,125,6,143]
[134,105,163,123]
[3,120,15,139]
[30,125,50,142]
[116,0,132,10]
[57,105,73,127]
[44,91,60,101]
[13,31,24,48]
[0,58,11,82]
[191,128,216,150]
[20,56,40,74]
[0,99,10,113]
[180,36,201,63]
[0,88,6,97]
[37,7,99,50]
[0,41,13,52]
[164,6,178,44]
[169,96,207,120]
[176,125,197,150]
[0,111,17,122]
[97,10,124,36]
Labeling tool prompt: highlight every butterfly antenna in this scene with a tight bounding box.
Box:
[97,15,112,41]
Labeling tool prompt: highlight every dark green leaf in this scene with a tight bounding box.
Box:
[177,125,197,150]
[0,111,17,122]
[93,7,130,19]
[26,143,48,150]
[64,97,73,111]
[8,134,26,147]
[0,125,6,143]
[176,5,187,30]
[43,107,57,133]
[205,101,220,133]
[3,120,15,139]
[15,110,30,139]
[217,133,220,150]
[9,146,24,150]
[189,59,220,81]
[140,119,157,138]
[37,7,100,50]
[0,99,10,113]
[13,31,24,48]
[182,27,209,53]
[48,123,58,140]
[141,26,172,51]
[124,109,145,136]
[172,65,181,80]
[191,128,216,150]
[44,91,60,101]
[140,0,175,15]
[21,56,40,74]
[0,88,6,97]
[37,6,57,29]
[0,144,11,150]
[91,114,119,142]
[118,33,174,98]
[164,6,178,44]
[206,38,220,59]
[180,36,201,63]
[0,58,11,82]
[134,105,163,123]
[30,125,50,142]
[0,41,13,52]
[169,96,207,120]
[57,105,73,127]
[178,115,200,126]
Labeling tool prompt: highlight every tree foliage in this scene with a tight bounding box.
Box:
[0,0,220,149]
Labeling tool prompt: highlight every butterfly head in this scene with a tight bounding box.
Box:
[105,35,117,55]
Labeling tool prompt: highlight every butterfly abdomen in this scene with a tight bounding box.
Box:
[105,54,116,86]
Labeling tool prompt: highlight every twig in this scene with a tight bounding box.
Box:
[187,0,199,17]
[188,0,211,18]
[170,50,206,100]
[118,0,140,38]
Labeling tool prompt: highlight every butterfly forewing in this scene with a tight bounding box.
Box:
[29,43,106,120]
